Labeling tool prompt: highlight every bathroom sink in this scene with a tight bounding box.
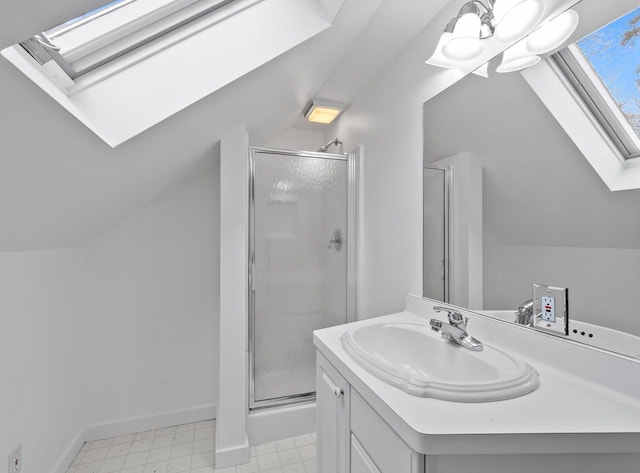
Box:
[341,323,539,402]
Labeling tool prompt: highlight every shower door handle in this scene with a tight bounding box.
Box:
[327,229,344,251]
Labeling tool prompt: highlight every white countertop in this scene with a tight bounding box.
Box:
[313,301,640,455]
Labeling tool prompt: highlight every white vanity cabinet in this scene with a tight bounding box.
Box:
[314,302,640,473]
[317,353,423,473]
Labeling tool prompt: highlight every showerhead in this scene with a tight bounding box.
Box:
[318,138,342,153]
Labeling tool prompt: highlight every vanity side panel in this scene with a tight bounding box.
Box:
[351,390,424,473]
[433,453,640,473]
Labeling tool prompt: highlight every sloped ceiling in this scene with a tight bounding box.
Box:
[424,71,640,250]
[3,0,353,146]
[0,0,450,251]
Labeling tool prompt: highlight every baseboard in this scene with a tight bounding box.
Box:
[84,403,217,441]
[52,428,87,473]
[247,402,316,445]
[215,437,250,469]
[52,403,216,473]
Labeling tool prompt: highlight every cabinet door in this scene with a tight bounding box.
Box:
[317,353,350,473]
[351,391,424,473]
[351,435,381,473]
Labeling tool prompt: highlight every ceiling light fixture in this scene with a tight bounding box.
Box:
[496,41,541,73]
[441,2,492,61]
[526,9,579,54]
[427,1,579,76]
[497,8,579,73]
[304,100,344,124]
[493,0,544,43]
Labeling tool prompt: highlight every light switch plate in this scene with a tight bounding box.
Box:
[533,284,568,336]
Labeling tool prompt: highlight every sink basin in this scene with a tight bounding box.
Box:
[341,323,539,402]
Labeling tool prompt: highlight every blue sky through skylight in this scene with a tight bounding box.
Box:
[577,7,640,135]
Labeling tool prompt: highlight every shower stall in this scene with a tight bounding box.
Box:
[249,147,357,410]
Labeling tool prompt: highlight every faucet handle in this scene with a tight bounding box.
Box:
[433,306,467,328]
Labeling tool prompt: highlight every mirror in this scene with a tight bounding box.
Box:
[422,2,640,358]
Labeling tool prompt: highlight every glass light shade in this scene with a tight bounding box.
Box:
[526,9,579,54]
[493,0,544,43]
[425,32,468,80]
[497,42,541,73]
[442,13,483,61]
[471,61,490,78]
[426,32,456,68]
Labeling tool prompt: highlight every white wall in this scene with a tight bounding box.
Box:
[483,234,640,337]
[0,150,220,473]
[327,14,465,318]
[263,128,326,152]
[0,249,86,473]
[84,152,220,428]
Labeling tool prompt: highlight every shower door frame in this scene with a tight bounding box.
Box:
[248,146,358,410]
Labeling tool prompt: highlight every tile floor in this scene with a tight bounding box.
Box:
[66,420,316,473]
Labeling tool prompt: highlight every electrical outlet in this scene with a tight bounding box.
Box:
[541,295,556,322]
[8,445,21,473]
[532,284,569,336]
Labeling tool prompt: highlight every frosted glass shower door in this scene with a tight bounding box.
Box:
[250,148,349,408]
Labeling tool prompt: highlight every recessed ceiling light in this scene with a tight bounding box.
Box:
[304,100,344,124]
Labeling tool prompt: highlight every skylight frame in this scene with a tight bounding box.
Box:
[554,43,640,161]
[20,0,236,80]
[45,0,137,40]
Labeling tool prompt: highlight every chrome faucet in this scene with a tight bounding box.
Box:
[430,306,483,351]
[515,299,534,326]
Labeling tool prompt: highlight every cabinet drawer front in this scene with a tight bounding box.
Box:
[351,434,382,473]
[351,390,423,473]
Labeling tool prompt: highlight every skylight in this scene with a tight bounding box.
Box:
[20,0,235,79]
[3,0,345,146]
[555,6,640,160]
